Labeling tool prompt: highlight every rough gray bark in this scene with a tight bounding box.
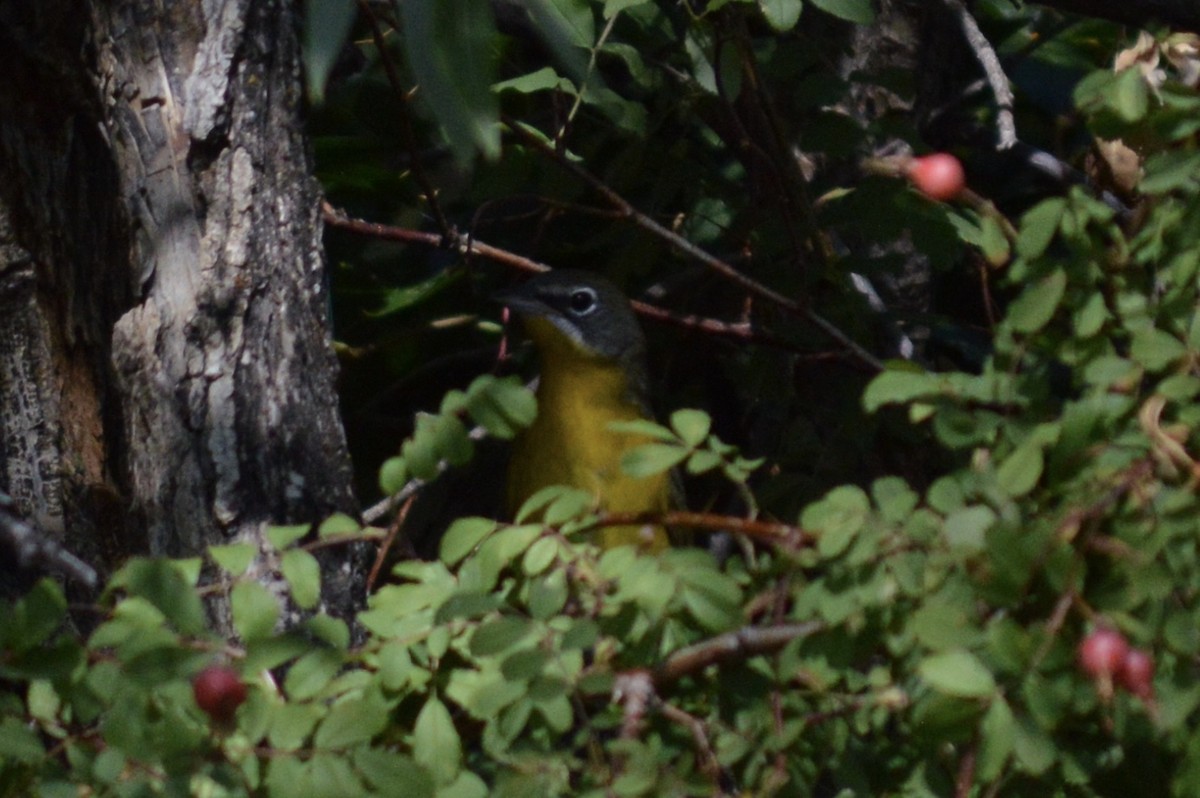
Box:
[0,0,361,615]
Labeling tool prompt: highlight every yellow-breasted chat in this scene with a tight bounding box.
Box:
[497,270,672,551]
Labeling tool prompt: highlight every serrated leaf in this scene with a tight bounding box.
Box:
[919,650,997,698]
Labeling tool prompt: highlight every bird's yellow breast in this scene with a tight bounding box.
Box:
[506,318,669,551]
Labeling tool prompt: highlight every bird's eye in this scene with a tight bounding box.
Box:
[568,288,597,315]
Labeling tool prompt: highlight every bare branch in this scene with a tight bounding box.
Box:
[943,0,1017,149]
[655,622,823,686]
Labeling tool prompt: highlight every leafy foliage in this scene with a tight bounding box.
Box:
[8,1,1200,796]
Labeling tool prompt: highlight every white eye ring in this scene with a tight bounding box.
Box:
[568,287,598,316]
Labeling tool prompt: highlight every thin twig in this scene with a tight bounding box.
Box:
[656,702,728,791]
[323,203,834,356]
[356,0,452,235]
[955,741,979,798]
[360,421,492,525]
[654,622,823,685]
[943,0,1017,149]
[557,13,618,142]
[592,510,814,550]
[502,118,884,372]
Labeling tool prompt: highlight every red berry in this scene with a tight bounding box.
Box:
[907,153,966,202]
[1117,648,1155,699]
[192,665,247,725]
[1077,628,1130,680]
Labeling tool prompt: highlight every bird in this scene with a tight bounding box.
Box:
[497,269,672,551]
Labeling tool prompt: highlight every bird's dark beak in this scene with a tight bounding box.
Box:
[492,281,546,317]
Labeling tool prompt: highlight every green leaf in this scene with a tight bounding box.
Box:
[314,688,391,749]
[231,581,280,642]
[670,408,711,447]
[872,476,919,524]
[1110,67,1150,122]
[862,368,938,412]
[758,0,803,31]
[608,418,678,441]
[268,523,311,550]
[620,443,689,478]
[977,697,1016,782]
[413,696,462,786]
[368,269,460,318]
[440,517,497,565]
[285,648,343,700]
[354,750,435,798]
[0,716,45,762]
[280,549,322,610]
[303,0,357,105]
[318,513,360,538]
[809,0,874,23]
[802,485,870,559]
[493,66,572,95]
[918,650,997,698]
[399,0,500,162]
[603,0,652,17]
[1016,198,1066,259]
[995,441,1044,498]
[379,456,409,495]
[1130,328,1187,372]
[470,616,534,656]
[466,376,537,439]
[942,505,995,554]
[208,543,257,577]
[522,536,559,575]
[979,214,1010,266]
[115,558,206,637]
[1007,268,1066,334]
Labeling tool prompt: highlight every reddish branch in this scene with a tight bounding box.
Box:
[593,510,814,550]
[321,204,816,354]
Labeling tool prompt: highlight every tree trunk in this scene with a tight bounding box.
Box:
[0,0,360,615]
